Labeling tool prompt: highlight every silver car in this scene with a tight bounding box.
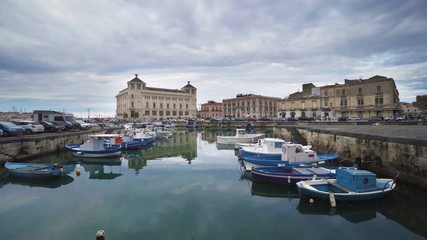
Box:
[9,119,45,134]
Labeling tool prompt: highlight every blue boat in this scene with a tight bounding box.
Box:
[251,166,337,185]
[66,134,122,158]
[241,142,339,171]
[5,162,76,178]
[296,168,396,202]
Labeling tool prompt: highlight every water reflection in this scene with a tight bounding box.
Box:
[296,196,396,224]
[2,175,74,189]
[80,163,123,180]
[251,181,300,199]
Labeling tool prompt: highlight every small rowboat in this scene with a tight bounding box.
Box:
[5,162,76,178]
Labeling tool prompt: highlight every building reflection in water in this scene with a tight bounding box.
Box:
[123,130,198,173]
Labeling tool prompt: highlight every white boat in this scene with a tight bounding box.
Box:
[239,138,290,159]
[217,128,264,145]
[65,134,122,158]
[241,142,339,171]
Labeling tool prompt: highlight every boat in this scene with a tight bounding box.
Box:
[296,168,396,203]
[5,162,76,178]
[241,142,339,171]
[217,128,264,145]
[238,138,289,159]
[65,134,122,158]
[251,165,337,185]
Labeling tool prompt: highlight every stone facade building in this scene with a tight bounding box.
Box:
[223,94,281,119]
[200,101,223,119]
[116,74,197,119]
[278,75,401,120]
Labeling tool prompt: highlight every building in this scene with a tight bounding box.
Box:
[116,74,197,119]
[200,101,223,119]
[278,75,400,120]
[223,94,282,119]
[400,102,423,118]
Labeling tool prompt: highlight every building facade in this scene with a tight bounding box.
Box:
[116,74,197,119]
[200,101,223,119]
[223,94,281,119]
[278,75,401,120]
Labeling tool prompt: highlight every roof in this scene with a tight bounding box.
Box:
[182,81,196,89]
[128,74,144,83]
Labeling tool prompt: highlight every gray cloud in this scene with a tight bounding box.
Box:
[0,0,426,115]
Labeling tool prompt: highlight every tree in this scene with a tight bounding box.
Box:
[123,112,128,119]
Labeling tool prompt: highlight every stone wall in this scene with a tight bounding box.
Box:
[295,128,427,187]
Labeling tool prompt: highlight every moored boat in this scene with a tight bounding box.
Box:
[5,162,76,178]
[241,143,339,171]
[296,168,396,202]
[65,134,122,158]
[251,165,336,185]
[216,128,264,145]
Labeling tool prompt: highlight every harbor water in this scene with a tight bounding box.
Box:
[0,129,426,240]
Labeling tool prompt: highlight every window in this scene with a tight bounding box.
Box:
[375,97,383,106]
[358,99,364,107]
[377,86,381,93]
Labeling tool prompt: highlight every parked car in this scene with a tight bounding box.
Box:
[337,117,349,122]
[0,121,25,136]
[368,116,384,122]
[347,117,361,121]
[75,119,92,129]
[40,121,65,133]
[9,119,45,134]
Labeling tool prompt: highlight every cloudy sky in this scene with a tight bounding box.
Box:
[1,0,426,117]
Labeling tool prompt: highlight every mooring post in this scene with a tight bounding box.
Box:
[96,230,105,240]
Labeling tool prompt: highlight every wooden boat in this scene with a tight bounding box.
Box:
[65,134,122,158]
[241,142,339,171]
[216,128,264,145]
[296,168,396,202]
[251,165,336,185]
[5,162,76,178]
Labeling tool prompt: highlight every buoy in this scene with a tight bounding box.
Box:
[76,168,81,176]
[96,230,105,240]
[329,192,337,207]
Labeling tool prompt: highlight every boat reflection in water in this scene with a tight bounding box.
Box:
[3,175,74,189]
[297,196,396,224]
[78,157,123,180]
[251,181,300,200]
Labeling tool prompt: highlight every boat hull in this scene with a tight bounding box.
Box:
[296,178,396,201]
[66,144,122,158]
[251,166,336,185]
[242,154,339,171]
[5,162,76,178]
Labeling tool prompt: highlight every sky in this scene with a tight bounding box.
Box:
[1,0,426,118]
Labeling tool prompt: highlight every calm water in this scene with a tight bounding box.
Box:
[0,129,426,240]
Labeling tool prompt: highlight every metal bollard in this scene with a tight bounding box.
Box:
[96,230,105,240]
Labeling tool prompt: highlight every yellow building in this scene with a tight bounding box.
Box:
[223,94,281,119]
[116,74,197,119]
[279,75,400,120]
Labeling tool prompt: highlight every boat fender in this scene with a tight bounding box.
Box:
[76,168,81,177]
[329,192,336,207]
[287,176,291,184]
[312,175,317,180]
